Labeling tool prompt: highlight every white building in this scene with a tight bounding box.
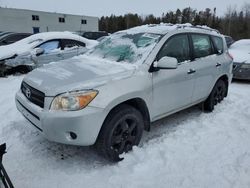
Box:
[0,7,99,34]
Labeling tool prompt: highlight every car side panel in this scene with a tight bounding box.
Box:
[190,55,218,102]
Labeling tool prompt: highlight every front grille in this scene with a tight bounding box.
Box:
[21,82,45,108]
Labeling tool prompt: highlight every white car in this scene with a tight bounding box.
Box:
[0,31,98,76]
[229,39,250,80]
[16,24,233,161]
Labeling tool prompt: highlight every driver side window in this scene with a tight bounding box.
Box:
[38,40,60,54]
[157,34,190,63]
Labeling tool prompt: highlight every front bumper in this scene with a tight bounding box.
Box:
[233,63,250,80]
[15,89,107,146]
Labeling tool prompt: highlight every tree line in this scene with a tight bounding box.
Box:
[99,4,250,40]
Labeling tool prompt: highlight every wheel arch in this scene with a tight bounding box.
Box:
[102,98,151,133]
[217,74,229,97]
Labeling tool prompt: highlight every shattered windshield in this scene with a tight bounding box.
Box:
[89,32,162,64]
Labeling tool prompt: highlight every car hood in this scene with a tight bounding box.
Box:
[0,44,32,61]
[23,55,137,96]
[229,49,250,63]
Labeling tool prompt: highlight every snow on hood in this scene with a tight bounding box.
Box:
[23,55,137,96]
[0,31,98,61]
[229,39,250,63]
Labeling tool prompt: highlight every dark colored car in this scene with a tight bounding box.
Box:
[0,32,13,37]
[78,31,109,40]
[224,35,235,48]
[0,32,32,46]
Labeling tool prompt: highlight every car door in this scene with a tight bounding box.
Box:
[35,40,63,66]
[61,39,86,60]
[211,35,228,76]
[188,34,218,102]
[152,34,195,119]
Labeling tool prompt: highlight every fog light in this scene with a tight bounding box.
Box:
[66,132,77,140]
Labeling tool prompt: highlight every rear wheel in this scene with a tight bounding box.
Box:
[15,65,33,74]
[95,104,144,162]
[203,79,227,112]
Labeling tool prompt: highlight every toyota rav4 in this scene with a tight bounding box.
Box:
[15,24,233,161]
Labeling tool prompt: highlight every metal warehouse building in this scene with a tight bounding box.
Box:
[0,7,99,33]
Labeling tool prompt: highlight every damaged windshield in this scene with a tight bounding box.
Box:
[89,32,162,64]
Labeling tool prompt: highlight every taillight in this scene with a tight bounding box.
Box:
[227,52,233,61]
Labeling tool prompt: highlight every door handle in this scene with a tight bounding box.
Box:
[216,62,222,67]
[187,69,196,74]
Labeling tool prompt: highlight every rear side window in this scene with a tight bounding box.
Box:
[212,36,224,53]
[191,34,212,58]
[62,39,85,49]
[158,34,190,63]
[4,34,29,44]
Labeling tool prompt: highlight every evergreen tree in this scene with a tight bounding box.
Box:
[98,4,250,39]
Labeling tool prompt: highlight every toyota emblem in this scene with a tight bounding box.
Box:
[25,88,31,99]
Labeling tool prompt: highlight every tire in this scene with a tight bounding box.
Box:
[16,65,33,74]
[95,104,144,162]
[0,71,6,77]
[203,79,227,112]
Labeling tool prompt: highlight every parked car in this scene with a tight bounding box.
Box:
[0,31,98,76]
[76,31,109,40]
[0,32,31,46]
[0,32,12,37]
[229,39,250,80]
[224,35,235,47]
[15,24,233,161]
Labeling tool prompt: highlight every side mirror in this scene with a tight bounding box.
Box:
[154,56,178,70]
[35,48,44,56]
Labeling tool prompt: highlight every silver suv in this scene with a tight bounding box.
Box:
[15,24,233,161]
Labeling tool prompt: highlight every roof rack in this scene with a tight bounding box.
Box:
[176,24,220,34]
[148,23,174,27]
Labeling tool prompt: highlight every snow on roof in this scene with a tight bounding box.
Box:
[14,31,98,49]
[0,31,98,60]
[118,23,220,35]
[229,39,250,63]
[230,39,250,48]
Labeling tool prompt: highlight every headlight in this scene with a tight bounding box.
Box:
[50,90,98,111]
[241,63,250,69]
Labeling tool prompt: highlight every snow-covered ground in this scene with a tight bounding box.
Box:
[0,76,250,188]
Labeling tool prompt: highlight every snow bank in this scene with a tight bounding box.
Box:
[0,77,250,188]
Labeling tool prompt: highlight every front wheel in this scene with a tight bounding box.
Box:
[95,104,144,162]
[203,79,227,112]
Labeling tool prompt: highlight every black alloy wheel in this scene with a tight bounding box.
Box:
[203,79,227,112]
[95,104,144,162]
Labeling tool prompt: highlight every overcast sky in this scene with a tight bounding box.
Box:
[0,0,247,17]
